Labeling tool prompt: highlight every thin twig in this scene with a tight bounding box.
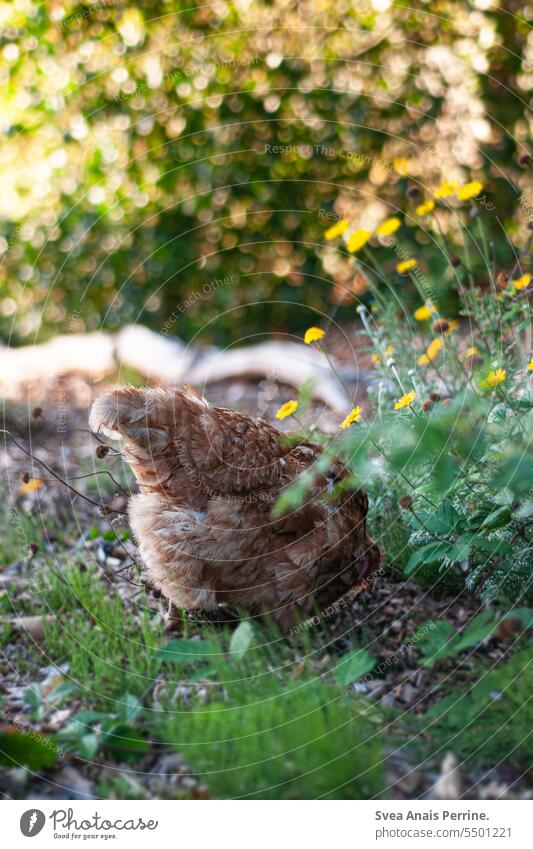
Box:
[0,429,126,515]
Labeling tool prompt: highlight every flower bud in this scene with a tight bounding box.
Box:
[95,444,110,459]
[399,495,413,510]
[21,472,30,484]
[450,256,461,268]
[432,318,450,334]
[31,407,43,420]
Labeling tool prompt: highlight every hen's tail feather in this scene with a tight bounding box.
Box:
[89,385,206,443]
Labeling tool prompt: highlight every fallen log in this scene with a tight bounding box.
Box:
[1,325,362,412]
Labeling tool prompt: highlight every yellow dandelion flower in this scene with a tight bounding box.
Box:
[434,180,457,199]
[324,219,349,240]
[371,345,394,366]
[417,338,442,366]
[462,346,479,359]
[456,181,484,201]
[415,200,435,216]
[527,360,533,372]
[376,217,401,237]
[304,326,325,345]
[393,157,410,176]
[427,338,443,359]
[512,273,531,290]
[479,368,506,390]
[414,303,437,321]
[339,406,362,429]
[275,400,299,420]
[396,258,417,274]
[19,478,44,495]
[346,229,371,253]
[394,391,416,410]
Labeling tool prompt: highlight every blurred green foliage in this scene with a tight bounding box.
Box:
[0,0,531,344]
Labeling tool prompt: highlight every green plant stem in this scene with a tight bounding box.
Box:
[473,206,492,284]
[355,254,387,309]
[316,342,352,400]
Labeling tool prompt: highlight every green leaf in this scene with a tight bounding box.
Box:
[415,621,454,667]
[404,541,451,574]
[453,611,496,653]
[514,395,533,409]
[0,730,58,769]
[24,683,41,711]
[77,733,100,760]
[187,666,219,682]
[48,682,78,705]
[445,534,473,562]
[229,620,255,660]
[425,694,458,718]
[64,710,110,726]
[492,488,514,507]
[471,536,513,555]
[118,693,142,724]
[481,506,512,530]
[156,638,219,664]
[335,649,375,687]
[101,725,149,762]
[427,500,461,535]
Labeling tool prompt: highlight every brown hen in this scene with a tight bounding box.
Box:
[89,386,379,631]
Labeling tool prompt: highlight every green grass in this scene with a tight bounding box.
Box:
[0,500,46,567]
[34,562,385,798]
[40,561,165,708]
[420,649,533,770]
[151,635,384,799]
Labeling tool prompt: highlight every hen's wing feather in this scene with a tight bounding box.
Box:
[90,386,285,497]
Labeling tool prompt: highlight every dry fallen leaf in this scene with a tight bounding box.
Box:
[9,615,55,640]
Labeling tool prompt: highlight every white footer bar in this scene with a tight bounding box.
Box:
[3,799,529,848]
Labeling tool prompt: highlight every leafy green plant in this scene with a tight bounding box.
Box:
[413,612,498,668]
[335,649,376,687]
[57,693,148,762]
[24,680,79,722]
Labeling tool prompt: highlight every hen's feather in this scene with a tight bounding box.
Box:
[90,386,377,629]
